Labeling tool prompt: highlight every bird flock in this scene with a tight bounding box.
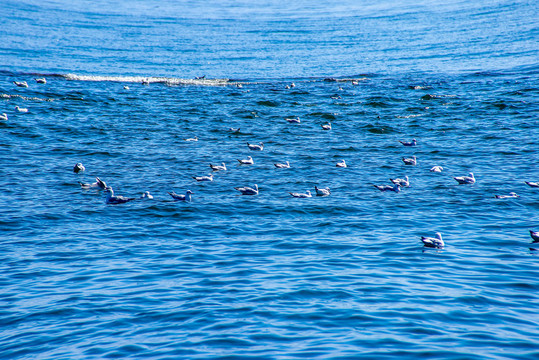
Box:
[7,77,539,249]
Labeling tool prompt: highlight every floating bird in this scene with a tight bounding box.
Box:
[210,162,227,171]
[285,117,301,123]
[336,159,347,168]
[35,78,46,84]
[168,190,193,202]
[229,127,241,133]
[15,106,28,113]
[78,177,107,189]
[13,81,28,88]
[399,139,417,146]
[314,186,331,196]
[0,113,8,121]
[402,155,417,166]
[140,191,154,199]
[123,85,130,90]
[525,181,539,188]
[430,166,444,172]
[454,172,475,185]
[192,174,213,182]
[274,161,290,169]
[238,156,254,165]
[141,79,150,85]
[421,232,444,248]
[495,192,519,199]
[73,163,85,173]
[289,190,312,198]
[247,142,264,151]
[373,184,401,193]
[184,136,198,142]
[104,187,136,204]
[390,175,409,187]
[235,184,259,195]
[321,122,332,130]
[530,230,539,243]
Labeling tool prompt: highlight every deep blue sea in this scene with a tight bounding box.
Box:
[1,0,539,359]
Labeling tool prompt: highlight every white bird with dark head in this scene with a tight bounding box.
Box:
[454,172,475,185]
[235,184,258,195]
[421,233,444,248]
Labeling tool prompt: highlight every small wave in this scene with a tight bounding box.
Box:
[62,73,236,86]
[0,94,55,102]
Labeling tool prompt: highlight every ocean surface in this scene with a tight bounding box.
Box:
[1,0,538,359]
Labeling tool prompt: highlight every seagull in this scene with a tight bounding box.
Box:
[238,156,254,165]
[402,155,417,166]
[399,139,417,146]
[192,174,213,182]
[454,172,475,185]
[235,184,259,195]
[104,187,136,204]
[73,163,85,173]
[373,184,401,193]
[78,177,107,189]
[13,81,28,88]
[286,117,301,123]
[0,113,8,121]
[390,175,409,187]
[274,161,290,168]
[421,232,444,248]
[495,192,519,199]
[321,122,332,130]
[525,181,539,188]
[210,162,227,171]
[430,166,444,172]
[15,106,28,113]
[530,230,539,243]
[336,159,347,168]
[35,78,46,84]
[123,85,130,90]
[168,190,193,202]
[314,186,331,196]
[140,191,154,199]
[229,127,241,133]
[184,136,198,141]
[247,142,264,151]
[289,190,312,198]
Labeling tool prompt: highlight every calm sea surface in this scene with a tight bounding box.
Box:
[1,0,538,359]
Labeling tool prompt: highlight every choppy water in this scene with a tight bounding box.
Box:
[1,1,539,359]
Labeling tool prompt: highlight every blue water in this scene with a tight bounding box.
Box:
[1,0,539,359]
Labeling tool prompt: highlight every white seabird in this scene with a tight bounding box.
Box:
[235,184,259,195]
[454,172,475,185]
[247,142,264,151]
[210,162,227,171]
[373,183,401,193]
[13,81,28,88]
[495,192,519,199]
[184,136,198,142]
[336,159,347,168]
[390,175,409,187]
[35,78,46,84]
[321,122,332,130]
[104,187,136,204]
[525,181,539,188]
[530,230,539,243]
[229,127,241,133]
[421,232,444,248]
[238,156,254,165]
[168,190,193,202]
[78,177,107,189]
[314,186,331,196]
[193,174,213,182]
[73,163,85,173]
[402,155,417,166]
[289,190,312,198]
[430,166,444,172]
[15,106,28,113]
[141,191,154,199]
[286,117,301,123]
[274,161,290,169]
[399,139,417,146]
[0,113,8,121]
